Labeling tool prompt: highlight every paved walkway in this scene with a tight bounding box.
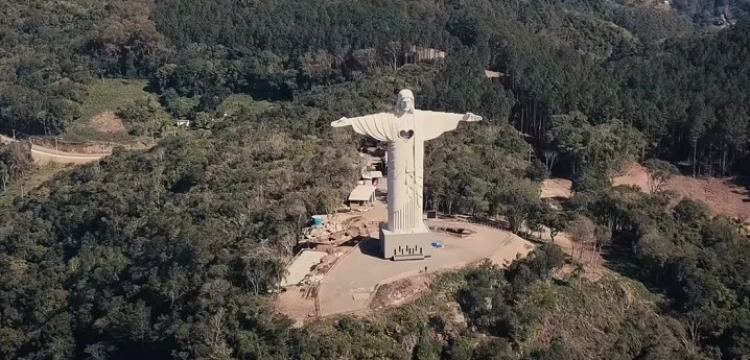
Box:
[317,219,533,316]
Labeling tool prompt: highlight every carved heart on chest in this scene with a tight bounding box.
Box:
[399,129,414,140]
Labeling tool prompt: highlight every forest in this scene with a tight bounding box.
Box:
[1,0,750,359]
[1,0,749,174]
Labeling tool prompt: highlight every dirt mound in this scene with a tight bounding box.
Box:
[611,163,651,192]
[370,275,432,311]
[429,223,476,238]
[87,111,126,133]
[613,163,750,221]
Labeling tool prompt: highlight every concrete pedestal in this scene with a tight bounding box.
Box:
[380,226,435,261]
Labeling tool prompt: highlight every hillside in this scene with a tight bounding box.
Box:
[612,163,750,221]
[2,0,750,178]
[299,249,703,360]
[543,163,750,222]
[1,0,750,359]
[0,68,540,359]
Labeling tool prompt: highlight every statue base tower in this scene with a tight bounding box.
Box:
[379,226,434,261]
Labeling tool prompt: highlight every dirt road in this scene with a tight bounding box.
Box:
[0,134,110,165]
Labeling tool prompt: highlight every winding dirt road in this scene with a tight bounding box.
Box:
[0,134,111,165]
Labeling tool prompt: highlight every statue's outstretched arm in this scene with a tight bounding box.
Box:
[419,111,482,141]
[331,113,394,142]
[331,117,355,128]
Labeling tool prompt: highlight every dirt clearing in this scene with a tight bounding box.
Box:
[86,111,126,133]
[489,233,535,266]
[370,275,432,311]
[274,287,317,327]
[541,178,573,199]
[541,163,750,221]
[613,163,750,220]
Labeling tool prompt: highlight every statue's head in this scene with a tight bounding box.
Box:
[396,89,415,114]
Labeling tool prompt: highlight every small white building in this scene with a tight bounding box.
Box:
[348,184,377,208]
[485,70,503,79]
[360,170,384,185]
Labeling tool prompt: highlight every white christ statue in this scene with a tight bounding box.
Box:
[332,89,481,235]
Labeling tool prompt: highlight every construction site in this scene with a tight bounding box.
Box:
[273,147,535,326]
[273,151,389,325]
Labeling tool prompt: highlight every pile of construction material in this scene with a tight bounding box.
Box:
[429,224,476,238]
[302,215,374,244]
[302,215,345,241]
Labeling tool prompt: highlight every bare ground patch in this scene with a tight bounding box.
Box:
[613,163,750,221]
[488,233,536,267]
[543,163,750,222]
[370,274,432,311]
[86,111,126,134]
[541,178,572,199]
[611,162,651,192]
[273,287,318,328]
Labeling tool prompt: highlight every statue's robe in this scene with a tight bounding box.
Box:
[347,110,466,233]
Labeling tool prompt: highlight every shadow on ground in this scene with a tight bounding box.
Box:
[356,236,384,259]
[600,244,663,294]
[375,190,387,202]
[339,235,367,248]
[728,176,750,203]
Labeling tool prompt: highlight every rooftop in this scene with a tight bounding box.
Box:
[348,184,377,201]
[361,170,383,179]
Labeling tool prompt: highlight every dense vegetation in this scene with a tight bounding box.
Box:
[0,142,34,192]
[285,245,705,360]
[0,67,540,359]
[0,123,358,358]
[1,0,749,175]
[579,187,750,359]
[2,0,750,359]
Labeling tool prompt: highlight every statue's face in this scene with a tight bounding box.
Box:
[399,97,414,112]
